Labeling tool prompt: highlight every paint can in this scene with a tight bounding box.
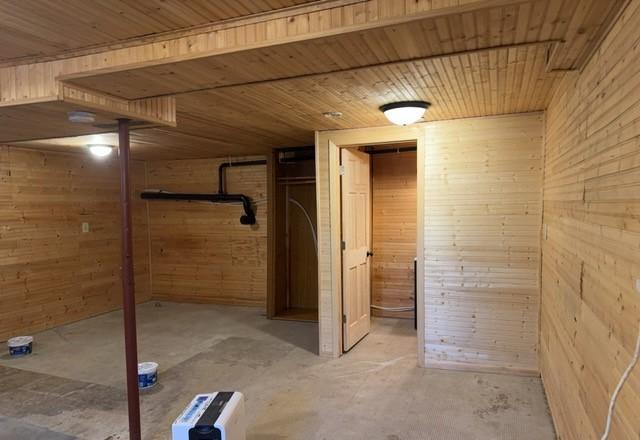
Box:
[138,362,158,389]
[8,336,33,356]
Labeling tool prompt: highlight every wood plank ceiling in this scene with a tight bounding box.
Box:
[4,0,630,159]
[0,0,319,64]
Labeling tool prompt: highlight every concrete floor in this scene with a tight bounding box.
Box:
[0,302,555,439]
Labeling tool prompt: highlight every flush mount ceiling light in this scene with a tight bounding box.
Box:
[67,111,96,124]
[379,101,431,126]
[87,144,114,158]
[322,111,343,119]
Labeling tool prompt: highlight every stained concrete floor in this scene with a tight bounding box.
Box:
[0,302,555,439]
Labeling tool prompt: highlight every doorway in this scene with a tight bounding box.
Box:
[315,125,425,361]
[268,147,319,323]
[340,142,418,352]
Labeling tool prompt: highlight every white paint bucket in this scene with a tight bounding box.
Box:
[8,336,33,356]
[138,362,158,389]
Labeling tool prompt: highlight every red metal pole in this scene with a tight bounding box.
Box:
[118,118,142,440]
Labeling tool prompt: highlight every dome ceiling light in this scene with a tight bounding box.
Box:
[379,101,431,126]
[87,144,114,158]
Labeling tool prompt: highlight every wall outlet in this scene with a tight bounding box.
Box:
[635,278,640,295]
[81,222,90,233]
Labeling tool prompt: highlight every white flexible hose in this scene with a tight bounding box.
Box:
[370,304,415,312]
[601,322,640,440]
[288,198,318,255]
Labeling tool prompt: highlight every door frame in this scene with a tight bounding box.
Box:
[315,125,425,365]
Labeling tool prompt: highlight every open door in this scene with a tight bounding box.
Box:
[341,148,372,351]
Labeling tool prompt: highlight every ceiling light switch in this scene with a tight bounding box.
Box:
[81,222,90,233]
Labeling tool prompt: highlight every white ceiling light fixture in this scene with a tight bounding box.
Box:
[380,101,431,126]
[322,111,343,119]
[67,111,96,124]
[87,144,114,158]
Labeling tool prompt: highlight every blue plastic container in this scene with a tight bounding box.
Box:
[138,362,158,389]
[8,336,33,357]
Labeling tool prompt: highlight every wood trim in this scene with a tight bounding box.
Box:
[416,133,426,367]
[328,140,342,357]
[427,360,540,377]
[266,151,277,319]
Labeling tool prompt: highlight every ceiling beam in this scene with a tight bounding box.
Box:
[138,39,564,100]
[0,0,364,68]
[0,0,530,107]
[0,84,176,144]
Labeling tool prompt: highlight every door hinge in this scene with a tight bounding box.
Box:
[342,314,347,324]
[339,165,345,175]
[341,240,346,251]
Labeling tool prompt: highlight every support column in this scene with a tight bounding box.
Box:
[118,118,141,440]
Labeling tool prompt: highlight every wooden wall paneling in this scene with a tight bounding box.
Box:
[371,150,417,319]
[540,0,640,437]
[424,114,543,375]
[316,114,542,372]
[0,145,150,341]
[145,156,268,307]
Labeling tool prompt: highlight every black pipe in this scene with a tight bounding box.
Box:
[218,160,267,194]
[141,191,256,225]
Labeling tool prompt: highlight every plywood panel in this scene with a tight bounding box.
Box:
[424,114,543,374]
[540,0,640,437]
[0,145,151,341]
[145,156,267,307]
[371,150,416,319]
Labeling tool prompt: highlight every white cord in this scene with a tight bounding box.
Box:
[601,322,640,440]
[370,304,415,312]
[288,198,318,254]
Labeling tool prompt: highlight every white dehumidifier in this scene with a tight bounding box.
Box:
[172,392,245,440]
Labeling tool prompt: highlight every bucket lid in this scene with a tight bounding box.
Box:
[138,362,158,374]
[8,336,33,347]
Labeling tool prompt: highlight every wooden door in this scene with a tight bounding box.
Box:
[341,148,372,351]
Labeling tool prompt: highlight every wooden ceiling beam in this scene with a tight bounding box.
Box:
[0,0,363,67]
[0,0,527,107]
[140,39,563,100]
[0,84,176,144]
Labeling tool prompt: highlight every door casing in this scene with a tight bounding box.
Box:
[316,125,425,364]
